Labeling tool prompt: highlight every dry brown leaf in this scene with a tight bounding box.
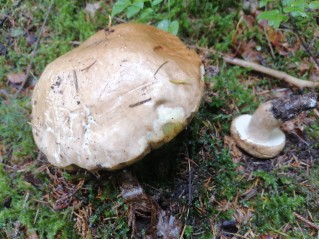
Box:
[234,208,253,225]
[259,235,274,239]
[0,144,5,163]
[85,2,102,17]
[265,27,290,56]
[224,135,243,161]
[266,27,284,47]
[237,40,262,63]
[120,171,182,238]
[7,73,26,84]
[27,231,39,239]
[309,68,319,82]
[75,205,92,239]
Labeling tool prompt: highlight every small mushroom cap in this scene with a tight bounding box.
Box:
[31,23,204,170]
[230,114,286,158]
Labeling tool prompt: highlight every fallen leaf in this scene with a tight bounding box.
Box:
[237,40,262,63]
[85,2,102,17]
[157,210,182,239]
[11,28,24,37]
[259,235,274,239]
[120,171,182,238]
[75,205,92,239]
[27,230,39,239]
[7,73,26,84]
[224,135,243,161]
[266,26,284,47]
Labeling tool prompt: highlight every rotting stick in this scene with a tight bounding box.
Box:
[14,0,55,98]
[189,45,319,89]
[223,57,319,89]
[294,212,319,231]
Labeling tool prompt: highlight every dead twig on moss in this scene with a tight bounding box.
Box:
[13,0,55,98]
[294,212,319,231]
[191,45,319,89]
[223,56,319,89]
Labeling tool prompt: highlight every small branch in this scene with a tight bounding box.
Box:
[190,45,319,89]
[263,26,276,59]
[187,158,192,206]
[223,56,319,89]
[294,212,319,231]
[189,45,318,89]
[13,0,55,98]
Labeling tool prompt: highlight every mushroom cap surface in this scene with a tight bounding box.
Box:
[31,23,205,170]
[230,114,286,158]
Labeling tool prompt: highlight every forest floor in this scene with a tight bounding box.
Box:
[1,1,319,238]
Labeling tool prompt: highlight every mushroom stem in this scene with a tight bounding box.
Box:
[248,93,317,141]
[248,101,282,142]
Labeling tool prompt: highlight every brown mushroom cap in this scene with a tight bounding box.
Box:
[31,23,204,170]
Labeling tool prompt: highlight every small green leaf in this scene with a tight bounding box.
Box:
[290,10,308,17]
[126,6,140,18]
[157,19,170,32]
[126,0,144,19]
[282,0,292,5]
[259,0,273,8]
[168,20,179,35]
[151,0,163,6]
[309,1,319,9]
[111,0,131,17]
[132,0,144,8]
[139,8,154,21]
[283,5,308,17]
[257,10,288,28]
[258,9,280,20]
[11,28,24,37]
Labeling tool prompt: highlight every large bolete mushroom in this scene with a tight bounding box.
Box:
[31,23,204,171]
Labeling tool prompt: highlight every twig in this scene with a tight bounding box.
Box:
[129,98,152,108]
[190,45,319,89]
[313,109,319,118]
[294,212,319,231]
[263,26,276,59]
[223,56,319,89]
[154,61,169,78]
[73,70,79,93]
[13,0,55,98]
[179,208,190,239]
[188,158,192,206]
[223,232,250,239]
[80,60,96,71]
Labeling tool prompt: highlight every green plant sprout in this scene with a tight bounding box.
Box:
[111,0,179,34]
[258,0,319,28]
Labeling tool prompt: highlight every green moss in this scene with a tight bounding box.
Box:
[0,165,77,238]
[0,98,36,159]
[252,193,304,232]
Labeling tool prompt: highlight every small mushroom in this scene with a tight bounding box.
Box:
[230,93,317,158]
[31,23,205,170]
